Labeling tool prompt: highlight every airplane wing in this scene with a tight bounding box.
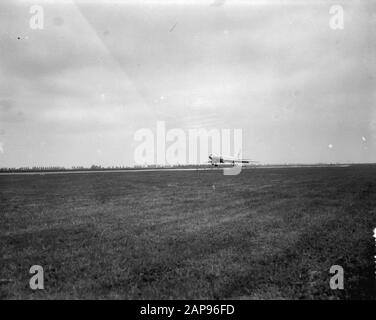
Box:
[232,159,258,164]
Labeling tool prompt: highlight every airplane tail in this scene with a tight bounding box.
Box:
[237,149,242,160]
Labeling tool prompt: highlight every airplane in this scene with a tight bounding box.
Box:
[208,153,258,166]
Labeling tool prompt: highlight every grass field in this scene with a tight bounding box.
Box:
[1,165,375,299]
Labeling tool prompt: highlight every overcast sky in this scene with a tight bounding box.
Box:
[0,0,375,167]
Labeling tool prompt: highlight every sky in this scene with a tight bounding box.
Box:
[0,0,375,167]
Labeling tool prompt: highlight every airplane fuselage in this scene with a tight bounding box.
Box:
[208,153,257,166]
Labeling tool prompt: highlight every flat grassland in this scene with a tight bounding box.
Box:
[1,165,375,299]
